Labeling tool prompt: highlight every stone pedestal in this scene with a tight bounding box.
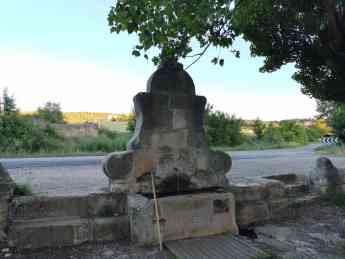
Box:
[128,192,238,246]
[103,60,231,194]
[103,60,237,246]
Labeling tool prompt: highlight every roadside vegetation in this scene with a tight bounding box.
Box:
[0,89,330,156]
[0,89,129,156]
[203,104,326,151]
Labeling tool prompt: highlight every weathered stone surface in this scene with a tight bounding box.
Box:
[11,193,128,220]
[146,59,196,96]
[227,176,286,202]
[8,217,91,249]
[93,216,129,241]
[0,163,15,197]
[87,192,127,217]
[10,196,89,220]
[103,151,133,180]
[309,157,345,193]
[236,201,270,227]
[7,192,131,249]
[128,192,238,246]
[104,62,231,193]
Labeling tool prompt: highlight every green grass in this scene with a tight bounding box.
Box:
[0,131,132,157]
[99,121,129,133]
[315,144,345,156]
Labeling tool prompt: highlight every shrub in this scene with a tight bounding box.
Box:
[98,127,118,139]
[36,102,64,124]
[329,104,345,143]
[253,118,266,140]
[305,127,321,142]
[204,107,243,147]
[263,123,284,144]
[76,134,128,153]
[0,114,63,153]
[13,183,33,196]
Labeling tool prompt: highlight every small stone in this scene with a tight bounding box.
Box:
[102,249,115,257]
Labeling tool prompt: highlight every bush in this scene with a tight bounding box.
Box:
[0,114,63,153]
[263,123,284,144]
[305,127,321,142]
[204,106,243,147]
[36,102,64,124]
[253,118,266,140]
[279,121,305,144]
[329,104,345,143]
[76,134,128,153]
[13,183,33,196]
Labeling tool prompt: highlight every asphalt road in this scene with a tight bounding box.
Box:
[2,144,345,196]
[0,143,321,169]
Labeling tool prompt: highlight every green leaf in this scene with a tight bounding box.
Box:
[132,50,141,57]
[211,57,218,65]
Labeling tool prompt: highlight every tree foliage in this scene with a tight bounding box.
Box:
[108,0,345,101]
[204,104,243,146]
[1,88,17,115]
[108,0,238,67]
[233,0,345,101]
[329,104,345,142]
[37,102,64,124]
[253,118,266,140]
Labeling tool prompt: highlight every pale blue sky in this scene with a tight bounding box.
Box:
[0,1,317,120]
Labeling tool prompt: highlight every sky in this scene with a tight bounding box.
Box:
[0,1,317,121]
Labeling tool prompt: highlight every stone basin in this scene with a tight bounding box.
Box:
[128,191,238,246]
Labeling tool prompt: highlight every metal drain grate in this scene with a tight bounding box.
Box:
[165,234,266,259]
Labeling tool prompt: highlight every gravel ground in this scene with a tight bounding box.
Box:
[1,240,171,259]
[254,203,345,259]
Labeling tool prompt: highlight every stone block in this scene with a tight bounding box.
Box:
[268,198,291,221]
[236,201,270,227]
[93,216,129,241]
[87,192,127,217]
[129,192,238,246]
[309,157,345,193]
[103,151,133,180]
[8,217,91,249]
[227,176,286,202]
[10,196,89,220]
[172,109,188,129]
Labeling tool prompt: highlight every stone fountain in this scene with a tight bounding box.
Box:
[103,60,238,245]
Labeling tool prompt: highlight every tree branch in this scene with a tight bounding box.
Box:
[185,43,211,70]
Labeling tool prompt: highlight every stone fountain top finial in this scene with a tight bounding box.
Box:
[146,58,196,96]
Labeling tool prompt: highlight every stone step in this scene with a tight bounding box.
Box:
[8,215,129,249]
[285,183,310,198]
[10,193,127,220]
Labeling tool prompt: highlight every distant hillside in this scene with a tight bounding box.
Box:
[63,112,133,124]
